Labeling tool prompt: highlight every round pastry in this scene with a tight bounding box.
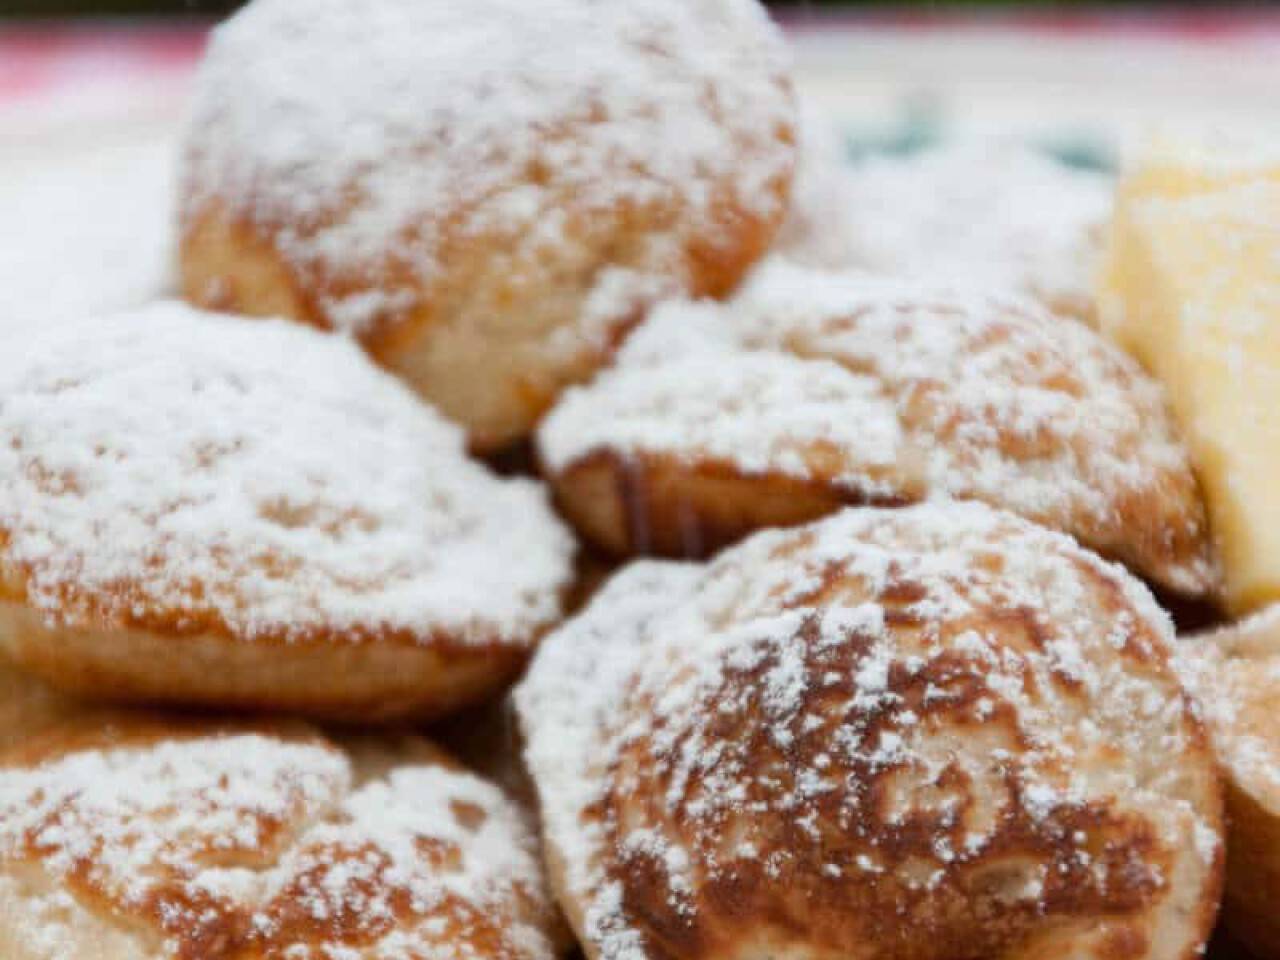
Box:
[518,502,1224,960]
[179,0,798,452]
[777,142,1112,325]
[0,715,562,960]
[0,302,574,721]
[538,259,1218,597]
[1179,607,1280,958]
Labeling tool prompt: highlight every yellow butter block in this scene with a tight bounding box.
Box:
[1100,170,1280,613]
[1101,135,1280,369]
[1116,135,1280,200]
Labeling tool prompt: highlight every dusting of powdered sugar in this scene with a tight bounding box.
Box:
[1177,610,1280,814]
[777,141,1112,322]
[546,345,903,491]
[517,561,704,908]
[182,0,796,334]
[0,136,175,342]
[774,101,852,268]
[518,503,1220,960]
[538,258,1212,593]
[0,729,556,959]
[0,302,574,643]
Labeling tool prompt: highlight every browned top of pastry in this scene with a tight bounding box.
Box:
[0,717,560,959]
[179,0,796,345]
[519,502,1223,960]
[0,303,573,651]
[539,261,1218,596]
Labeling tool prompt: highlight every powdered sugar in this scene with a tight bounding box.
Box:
[518,502,1220,960]
[544,343,901,488]
[539,258,1213,593]
[0,728,556,959]
[0,136,175,342]
[516,561,703,951]
[1178,610,1280,812]
[0,302,574,643]
[774,102,852,269]
[182,0,795,335]
[778,141,1112,322]
[1,733,345,894]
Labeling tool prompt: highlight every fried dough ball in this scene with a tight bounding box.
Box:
[0,303,574,722]
[0,715,562,960]
[519,502,1224,960]
[538,260,1217,597]
[1180,608,1280,958]
[179,0,798,451]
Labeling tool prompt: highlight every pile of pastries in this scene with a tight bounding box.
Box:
[0,0,1275,958]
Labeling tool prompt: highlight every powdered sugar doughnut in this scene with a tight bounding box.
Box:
[538,259,1216,597]
[1179,608,1280,958]
[0,716,563,960]
[179,0,798,451]
[0,302,574,721]
[518,502,1224,960]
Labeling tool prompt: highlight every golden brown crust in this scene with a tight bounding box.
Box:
[602,592,1219,960]
[0,531,547,655]
[0,522,541,723]
[178,0,798,452]
[179,207,320,338]
[549,449,904,559]
[182,175,789,453]
[550,434,1215,601]
[0,711,324,771]
[1182,610,1280,958]
[0,307,574,724]
[519,504,1224,960]
[0,716,561,960]
[0,518,538,722]
[538,267,1218,597]
[0,592,529,725]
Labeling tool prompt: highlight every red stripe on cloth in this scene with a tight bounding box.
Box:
[0,25,207,101]
[776,8,1280,41]
[3,12,1279,104]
